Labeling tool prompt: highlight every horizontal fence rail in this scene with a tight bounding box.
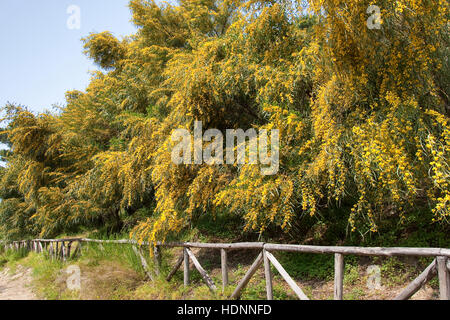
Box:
[1,238,449,300]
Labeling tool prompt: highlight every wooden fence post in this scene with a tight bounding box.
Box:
[49,242,54,259]
[231,252,263,299]
[166,253,184,282]
[394,259,437,300]
[67,242,72,259]
[221,249,228,292]
[184,248,190,287]
[61,242,66,261]
[265,251,309,300]
[263,250,273,300]
[437,256,450,300]
[334,253,344,300]
[76,240,83,257]
[185,248,217,292]
[154,245,162,276]
[64,241,70,261]
[133,246,154,281]
[54,242,58,259]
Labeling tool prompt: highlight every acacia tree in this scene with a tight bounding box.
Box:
[0,0,448,243]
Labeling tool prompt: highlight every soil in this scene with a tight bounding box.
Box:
[0,265,37,300]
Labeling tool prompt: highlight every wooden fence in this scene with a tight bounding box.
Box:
[1,238,450,300]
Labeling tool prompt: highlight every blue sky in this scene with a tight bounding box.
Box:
[0,0,138,114]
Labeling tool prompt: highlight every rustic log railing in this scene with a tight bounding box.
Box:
[1,238,450,300]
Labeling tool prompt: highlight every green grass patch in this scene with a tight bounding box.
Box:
[276,252,334,281]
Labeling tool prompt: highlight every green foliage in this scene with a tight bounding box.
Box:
[343,264,360,286]
[344,288,366,300]
[276,252,334,281]
[0,247,29,269]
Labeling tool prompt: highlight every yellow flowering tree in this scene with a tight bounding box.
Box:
[0,0,448,244]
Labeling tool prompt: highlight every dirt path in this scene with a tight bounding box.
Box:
[0,266,37,300]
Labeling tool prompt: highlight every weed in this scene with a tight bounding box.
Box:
[344,264,360,286]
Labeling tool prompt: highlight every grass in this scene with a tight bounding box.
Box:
[276,252,334,281]
[344,264,360,286]
[345,288,366,300]
[0,247,29,272]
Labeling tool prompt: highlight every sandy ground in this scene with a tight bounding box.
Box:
[0,266,37,300]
